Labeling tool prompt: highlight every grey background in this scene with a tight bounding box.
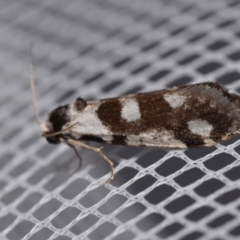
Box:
[1,0,240,239]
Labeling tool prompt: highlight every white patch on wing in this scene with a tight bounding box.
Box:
[126,129,187,148]
[204,139,216,146]
[67,103,112,137]
[188,119,213,137]
[121,98,141,122]
[164,93,186,108]
[101,135,113,143]
[68,105,80,118]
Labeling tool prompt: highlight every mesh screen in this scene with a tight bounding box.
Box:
[1,0,240,239]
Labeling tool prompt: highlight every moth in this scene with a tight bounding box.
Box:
[30,60,240,184]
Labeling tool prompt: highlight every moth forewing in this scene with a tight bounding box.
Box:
[34,79,240,184]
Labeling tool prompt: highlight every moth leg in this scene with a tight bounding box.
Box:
[69,144,83,175]
[97,146,115,185]
[59,139,83,174]
[64,138,115,185]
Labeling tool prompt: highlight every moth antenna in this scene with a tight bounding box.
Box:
[63,138,115,185]
[42,122,79,137]
[29,43,42,125]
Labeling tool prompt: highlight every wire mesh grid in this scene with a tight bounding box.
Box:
[1,0,240,239]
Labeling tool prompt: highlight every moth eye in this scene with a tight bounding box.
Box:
[74,97,87,111]
[46,136,60,144]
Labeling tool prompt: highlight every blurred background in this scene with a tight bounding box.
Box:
[1,0,240,239]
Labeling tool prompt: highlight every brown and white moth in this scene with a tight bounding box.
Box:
[30,69,240,184]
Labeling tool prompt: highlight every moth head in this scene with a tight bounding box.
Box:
[41,104,70,144]
[41,97,87,144]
